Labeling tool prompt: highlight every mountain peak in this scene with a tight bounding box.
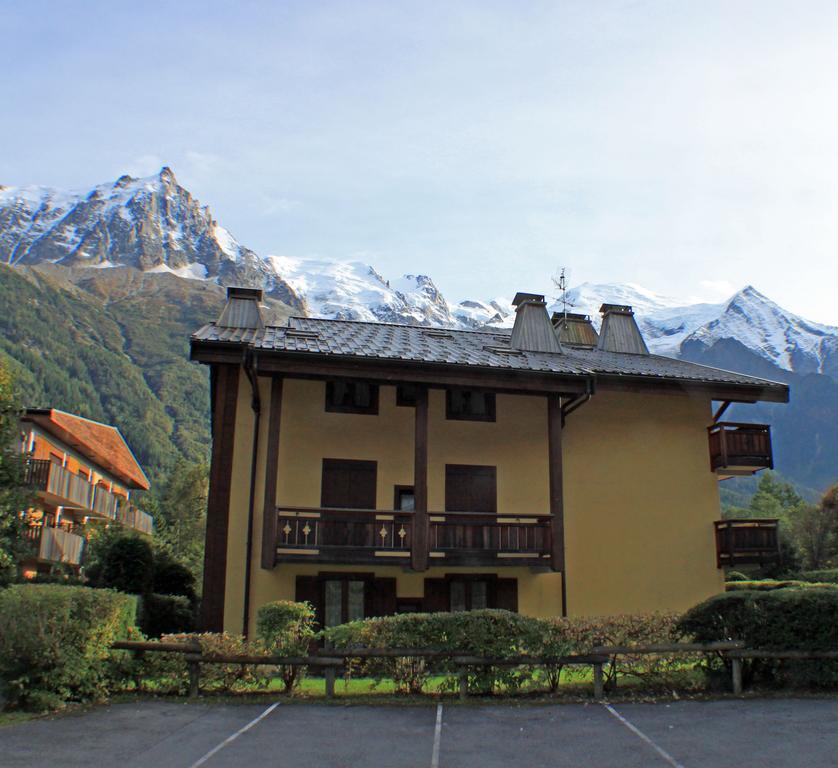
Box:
[158,166,176,183]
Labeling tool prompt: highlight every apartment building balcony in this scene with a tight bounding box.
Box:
[115,502,154,535]
[24,459,123,520]
[714,518,780,568]
[708,423,773,479]
[275,506,553,567]
[23,525,85,567]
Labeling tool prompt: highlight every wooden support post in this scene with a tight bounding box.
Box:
[547,394,566,613]
[260,377,283,569]
[412,385,429,572]
[459,667,468,701]
[731,657,743,695]
[187,659,201,699]
[593,663,604,700]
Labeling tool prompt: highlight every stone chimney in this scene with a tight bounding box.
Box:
[597,304,649,355]
[217,286,265,330]
[552,312,599,348]
[509,293,563,353]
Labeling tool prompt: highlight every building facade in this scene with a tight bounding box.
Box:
[191,288,787,635]
[19,408,152,575]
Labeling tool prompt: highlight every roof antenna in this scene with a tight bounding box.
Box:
[554,267,574,320]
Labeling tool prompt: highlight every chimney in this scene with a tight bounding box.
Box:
[217,286,265,330]
[597,304,649,355]
[509,292,563,353]
[551,312,599,348]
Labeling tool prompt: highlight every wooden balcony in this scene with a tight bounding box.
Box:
[91,487,121,520]
[708,422,773,479]
[274,507,553,567]
[115,502,154,535]
[23,525,85,566]
[714,519,780,568]
[24,459,95,511]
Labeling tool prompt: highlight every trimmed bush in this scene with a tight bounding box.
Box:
[127,633,269,694]
[140,593,194,638]
[725,570,750,582]
[798,569,838,584]
[256,601,317,692]
[677,588,838,688]
[0,584,137,711]
[725,579,838,591]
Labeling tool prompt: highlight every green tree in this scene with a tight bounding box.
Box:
[152,461,208,587]
[0,358,30,583]
[790,485,837,570]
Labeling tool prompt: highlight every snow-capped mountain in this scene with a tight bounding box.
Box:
[1,168,835,378]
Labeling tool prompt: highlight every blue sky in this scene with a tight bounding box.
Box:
[2,1,837,323]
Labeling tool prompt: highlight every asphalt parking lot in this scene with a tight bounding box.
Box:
[1,698,836,768]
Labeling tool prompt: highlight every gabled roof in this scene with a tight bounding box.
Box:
[22,409,150,490]
[192,315,790,402]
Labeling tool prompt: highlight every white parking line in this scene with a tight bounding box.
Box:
[186,702,280,768]
[602,703,686,768]
[431,704,443,768]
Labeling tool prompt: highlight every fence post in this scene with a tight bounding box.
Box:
[458,667,468,701]
[324,639,336,698]
[593,663,604,700]
[187,658,200,699]
[133,649,145,692]
[731,657,743,695]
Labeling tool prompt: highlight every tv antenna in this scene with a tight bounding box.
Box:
[556,267,574,320]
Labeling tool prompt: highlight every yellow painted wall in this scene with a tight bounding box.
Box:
[223,374,724,635]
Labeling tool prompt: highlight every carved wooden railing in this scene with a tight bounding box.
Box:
[429,511,552,565]
[276,506,413,564]
[714,518,780,568]
[708,423,773,475]
[275,506,552,566]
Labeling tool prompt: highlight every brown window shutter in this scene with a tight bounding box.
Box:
[366,577,397,618]
[423,578,449,612]
[494,578,518,612]
[295,575,322,627]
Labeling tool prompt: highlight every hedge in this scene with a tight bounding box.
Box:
[256,600,317,692]
[0,584,137,711]
[725,580,838,592]
[677,588,838,688]
[797,569,838,584]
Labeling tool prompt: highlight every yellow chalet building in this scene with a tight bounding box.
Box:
[191,287,788,635]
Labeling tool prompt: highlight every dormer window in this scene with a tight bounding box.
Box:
[446,389,496,422]
[325,381,379,415]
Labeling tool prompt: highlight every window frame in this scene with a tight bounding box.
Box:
[395,383,418,407]
[445,389,496,422]
[325,380,380,415]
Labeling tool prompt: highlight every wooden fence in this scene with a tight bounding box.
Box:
[110,640,837,699]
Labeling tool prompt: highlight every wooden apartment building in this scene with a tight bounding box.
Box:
[191,288,788,634]
[19,408,152,575]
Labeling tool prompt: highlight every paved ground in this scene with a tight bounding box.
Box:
[1,698,836,767]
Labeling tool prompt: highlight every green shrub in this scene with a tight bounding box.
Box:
[726,570,750,582]
[97,535,154,594]
[256,601,317,693]
[151,552,197,601]
[542,613,686,690]
[0,584,137,711]
[725,580,838,591]
[798,569,838,584]
[140,593,194,638]
[326,610,547,695]
[677,589,838,688]
[127,633,270,694]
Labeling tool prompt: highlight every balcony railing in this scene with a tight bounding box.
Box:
[708,423,773,478]
[275,507,553,566]
[91,487,120,520]
[22,525,85,566]
[429,512,552,566]
[277,506,413,564]
[24,459,94,510]
[714,519,780,568]
[115,502,154,535]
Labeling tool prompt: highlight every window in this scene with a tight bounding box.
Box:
[394,485,415,511]
[445,465,497,513]
[446,389,495,421]
[323,578,366,627]
[450,579,490,612]
[321,459,377,509]
[325,380,379,415]
[396,384,418,407]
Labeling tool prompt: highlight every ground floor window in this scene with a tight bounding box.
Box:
[423,575,518,613]
[296,573,397,628]
[323,578,365,627]
[449,578,489,612]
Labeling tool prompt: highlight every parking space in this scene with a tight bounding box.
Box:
[1,698,836,768]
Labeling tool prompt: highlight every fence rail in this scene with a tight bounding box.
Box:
[110,640,837,700]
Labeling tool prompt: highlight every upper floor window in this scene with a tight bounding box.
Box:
[396,383,418,407]
[446,389,496,422]
[325,381,379,415]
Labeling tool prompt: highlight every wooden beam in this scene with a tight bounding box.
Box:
[713,400,732,422]
[200,363,240,632]
[547,394,566,590]
[260,377,284,569]
[412,384,429,572]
